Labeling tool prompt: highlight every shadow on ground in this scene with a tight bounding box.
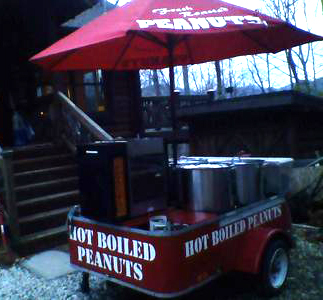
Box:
[105,272,258,300]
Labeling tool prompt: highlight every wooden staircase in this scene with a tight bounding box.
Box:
[12,143,79,255]
[0,91,114,255]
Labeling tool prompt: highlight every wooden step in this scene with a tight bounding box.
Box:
[16,225,68,256]
[17,190,79,217]
[15,177,78,201]
[14,165,77,186]
[13,154,75,173]
[13,154,75,172]
[19,207,72,236]
[9,143,78,256]
[13,143,68,160]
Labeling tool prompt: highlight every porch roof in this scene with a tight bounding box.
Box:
[62,1,115,29]
[177,90,323,121]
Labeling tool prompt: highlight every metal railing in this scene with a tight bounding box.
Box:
[54,91,113,152]
[142,92,213,131]
[142,97,171,130]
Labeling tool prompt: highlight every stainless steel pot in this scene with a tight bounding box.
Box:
[180,164,234,213]
[232,160,264,205]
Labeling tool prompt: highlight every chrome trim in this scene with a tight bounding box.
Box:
[71,264,220,298]
[67,205,80,225]
[67,205,81,233]
[71,214,218,237]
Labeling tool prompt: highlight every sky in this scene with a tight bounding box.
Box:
[105,0,323,90]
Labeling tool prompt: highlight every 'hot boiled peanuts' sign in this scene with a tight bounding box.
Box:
[70,227,156,281]
[185,205,282,258]
[69,204,283,282]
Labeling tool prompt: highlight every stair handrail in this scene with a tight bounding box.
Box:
[54,91,114,152]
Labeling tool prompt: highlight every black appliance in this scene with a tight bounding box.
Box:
[77,138,167,222]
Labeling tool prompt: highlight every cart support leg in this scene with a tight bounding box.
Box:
[81,272,90,293]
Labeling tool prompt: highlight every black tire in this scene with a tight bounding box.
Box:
[258,239,290,297]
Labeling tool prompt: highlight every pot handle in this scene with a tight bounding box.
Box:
[257,163,265,200]
[229,166,241,208]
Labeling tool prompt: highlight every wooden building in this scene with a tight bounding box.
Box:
[0,0,101,147]
[2,1,323,255]
[178,90,323,159]
[61,70,143,138]
[43,1,143,139]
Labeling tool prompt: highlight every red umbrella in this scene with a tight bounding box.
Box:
[30,0,322,161]
[31,0,322,70]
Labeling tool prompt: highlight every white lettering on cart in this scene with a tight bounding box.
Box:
[247,205,282,229]
[185,205,282,258]
[133,263,143,281]
[97,232,156,261]
[185,234,209,257]
[71,227,154,281]
[70,227,93,246]
[77,245,144,280]
[212,219,246,246]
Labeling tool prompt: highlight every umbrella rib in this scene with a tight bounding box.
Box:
[113,32,137,69]
[132,31,168,48]
[45,49,78,71]
[241,30,274,54]
[134,32,194,62]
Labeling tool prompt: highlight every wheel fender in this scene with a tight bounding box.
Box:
[233,227,292,274]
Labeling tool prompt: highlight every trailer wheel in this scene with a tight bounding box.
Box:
[258,239,289,297]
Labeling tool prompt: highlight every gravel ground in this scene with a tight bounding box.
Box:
[0,227,322,300]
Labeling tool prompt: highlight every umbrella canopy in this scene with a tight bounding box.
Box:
[30,0,323,164]
[30,0,322,71]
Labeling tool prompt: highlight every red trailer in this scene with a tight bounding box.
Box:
[67,140,294,298]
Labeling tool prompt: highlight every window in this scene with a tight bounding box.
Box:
[72,70,106,113]
[83,70,105,112]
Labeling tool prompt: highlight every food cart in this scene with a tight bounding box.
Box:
[27,0,322,297]
[67,138,294,298]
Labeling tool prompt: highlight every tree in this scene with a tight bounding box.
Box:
[259,0,322,93]
[215,61,224,99]
[182,66,191,95]
[152,70,161,96]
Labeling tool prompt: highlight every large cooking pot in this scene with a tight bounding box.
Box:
[180,163,234,213]
[231,159,264,205]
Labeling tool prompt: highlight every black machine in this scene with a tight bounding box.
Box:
[77,138,167,222]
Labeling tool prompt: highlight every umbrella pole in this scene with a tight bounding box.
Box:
[169,65,178,166]
[168,36,178,166]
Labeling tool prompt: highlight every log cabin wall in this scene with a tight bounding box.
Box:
[188,111,296,157]
[67,70,142,139]
[104,71,142,138]
[60,2,145,139]
[178,91,323,159]
[0,0,100,146]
